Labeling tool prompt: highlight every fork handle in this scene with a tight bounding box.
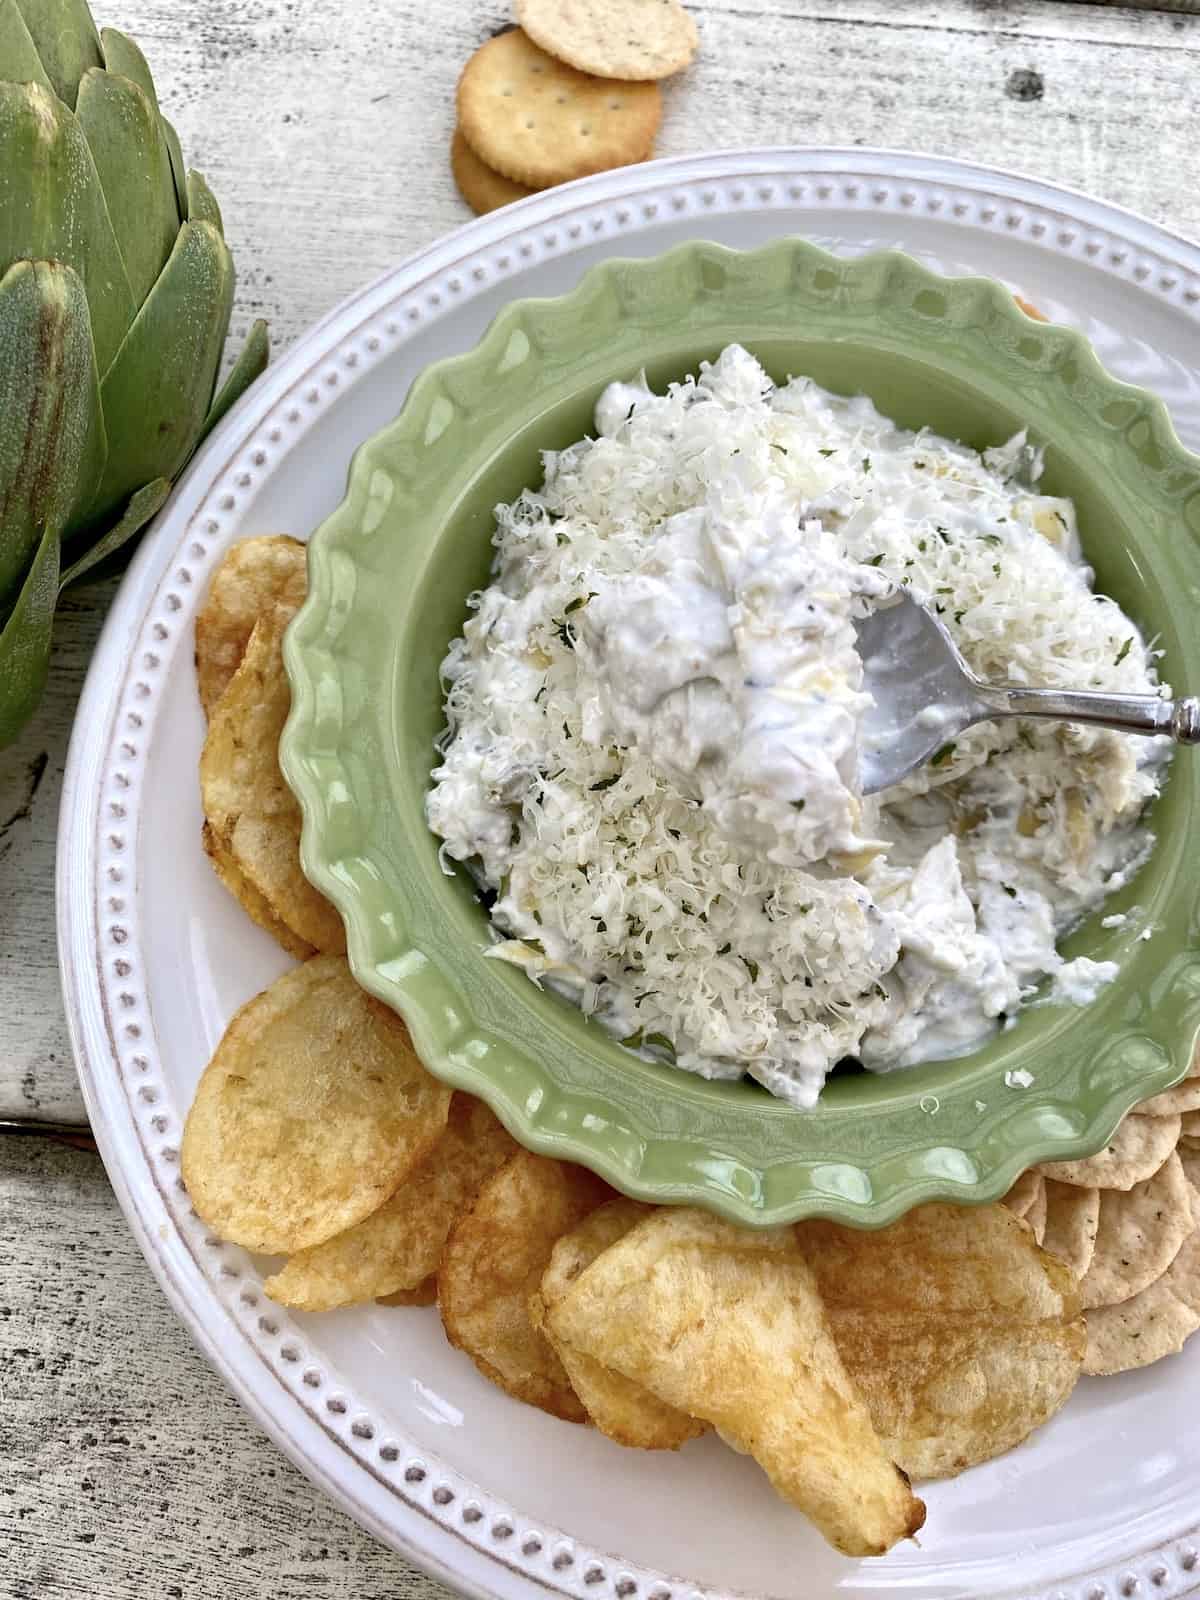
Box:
[973,685,1200,744]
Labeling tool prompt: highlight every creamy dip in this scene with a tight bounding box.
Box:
[427,346,1168,1107]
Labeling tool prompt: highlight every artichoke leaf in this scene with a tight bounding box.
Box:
[0,259,105,607]
[0,80,136,375]
[198,318,269,446]
[160,115,188,223]
[75,66,177,307]
[60,477,169,588]
[0,523,60,749]
[91,220,234,528]
[0,0,54,92]
[186,169,224,235]
[99,26,156,106]
[12,0,102,108]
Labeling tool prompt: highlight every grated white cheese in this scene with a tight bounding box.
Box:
[427,346,1168,1107]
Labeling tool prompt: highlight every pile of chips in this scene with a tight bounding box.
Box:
[183,535,1195,1559]
[450,0,699,216]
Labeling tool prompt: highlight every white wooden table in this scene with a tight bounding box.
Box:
[3,1,1198,1592]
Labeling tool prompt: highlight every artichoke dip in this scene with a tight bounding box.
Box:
[427,346,1167,1107]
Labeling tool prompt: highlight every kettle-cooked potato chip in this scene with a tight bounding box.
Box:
[1036,1112,1180,1190]
[264,1093,518,1311]
[438,1150,610,1422]
[379,1276,438,1307]
[1079,1152,1193,1310]
[1002,1170,1043,1219]
[181,956,451,1253]
[795,1204,1085,1482]
[200,607,346,955]
[195,535,308,717]
[534,1199,706,1451]
[201,821,315,961]
[546,1206,924,1557]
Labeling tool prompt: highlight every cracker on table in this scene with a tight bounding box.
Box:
[451,126,535,215]
[1040,1180,1100,1280]
[1002,1169,1043,1220]
[516,0,697,81]
[1084,1220,1200,1375]
[457,29,660,189]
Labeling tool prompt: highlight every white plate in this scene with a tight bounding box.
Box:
[59,150,1200,1600]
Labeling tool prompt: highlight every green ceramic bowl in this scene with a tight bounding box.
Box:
[282,239,1200,1227]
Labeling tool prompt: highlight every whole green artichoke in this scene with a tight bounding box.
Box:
[0,0,269,747]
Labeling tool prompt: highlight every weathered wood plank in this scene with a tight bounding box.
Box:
[0,1134,455,1598]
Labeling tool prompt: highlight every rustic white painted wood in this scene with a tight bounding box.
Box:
[1,1,1197,1591]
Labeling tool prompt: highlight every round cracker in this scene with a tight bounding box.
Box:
[1040,1180,1100,1280]
[1180,1109,1200,1140]
[1079,1152,1193,1310]
[200,607,346,955]
[515,0,697,81]
[195,535,307,717]
[1135,1080,1200,1117]
[1035,1112,1181,1190]
[1002,1170,1043,1220]
[181,956,452,1254]
[1084,1221,1200,1375]
[457,29,660,189]
[451,126,535,215]
[1025,1177,1048,1246]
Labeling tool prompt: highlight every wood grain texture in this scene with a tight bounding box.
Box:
[2,1,1198,1591]
[0,1135,455,1598]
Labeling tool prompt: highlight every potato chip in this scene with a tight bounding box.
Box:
[1084,1222,1200,1374]
[181,956,451,1254]
[264,1094,517,1311]
[438,1151,611,1422]
[535,1200,706,1451]
[200,608,346,955]
[1036,1112,1180,1190]
[1080,1152,1193,1310]
[1040,1180,1100,1279]
[201,821,315,961]
[796,1204,1085,1483]
[547,1206,924,1556]
[379,1277,438,1307]
[1002,1170,1042,1219]
[195,535,307,717]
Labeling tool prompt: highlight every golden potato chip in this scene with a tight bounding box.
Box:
[264,1094,518,1311]
[1080,1152,1193,1310]
[547,1206,924,1557]
[1040,1180,1100,1279]
[200,608,346,955]
[535,1200,706,1451]
[196,535,307,717]
[181,956,451,1254]
[201,821,315,961]
[1084,1222,1200,1374]
[379,1277,438,1307]
[438,1151,610,1422]
[796,1204,1085,1483]
[1036,1112,1180,1190]
[1002,1170,1043,1219]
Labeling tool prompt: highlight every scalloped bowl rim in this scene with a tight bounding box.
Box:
[282,237,1200,1227]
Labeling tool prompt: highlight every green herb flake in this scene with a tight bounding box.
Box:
[590,774,620,792]
[1114,637,1133,666]
[930,742,956,767]
[791,798,807,812]
[742,957,760,982]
